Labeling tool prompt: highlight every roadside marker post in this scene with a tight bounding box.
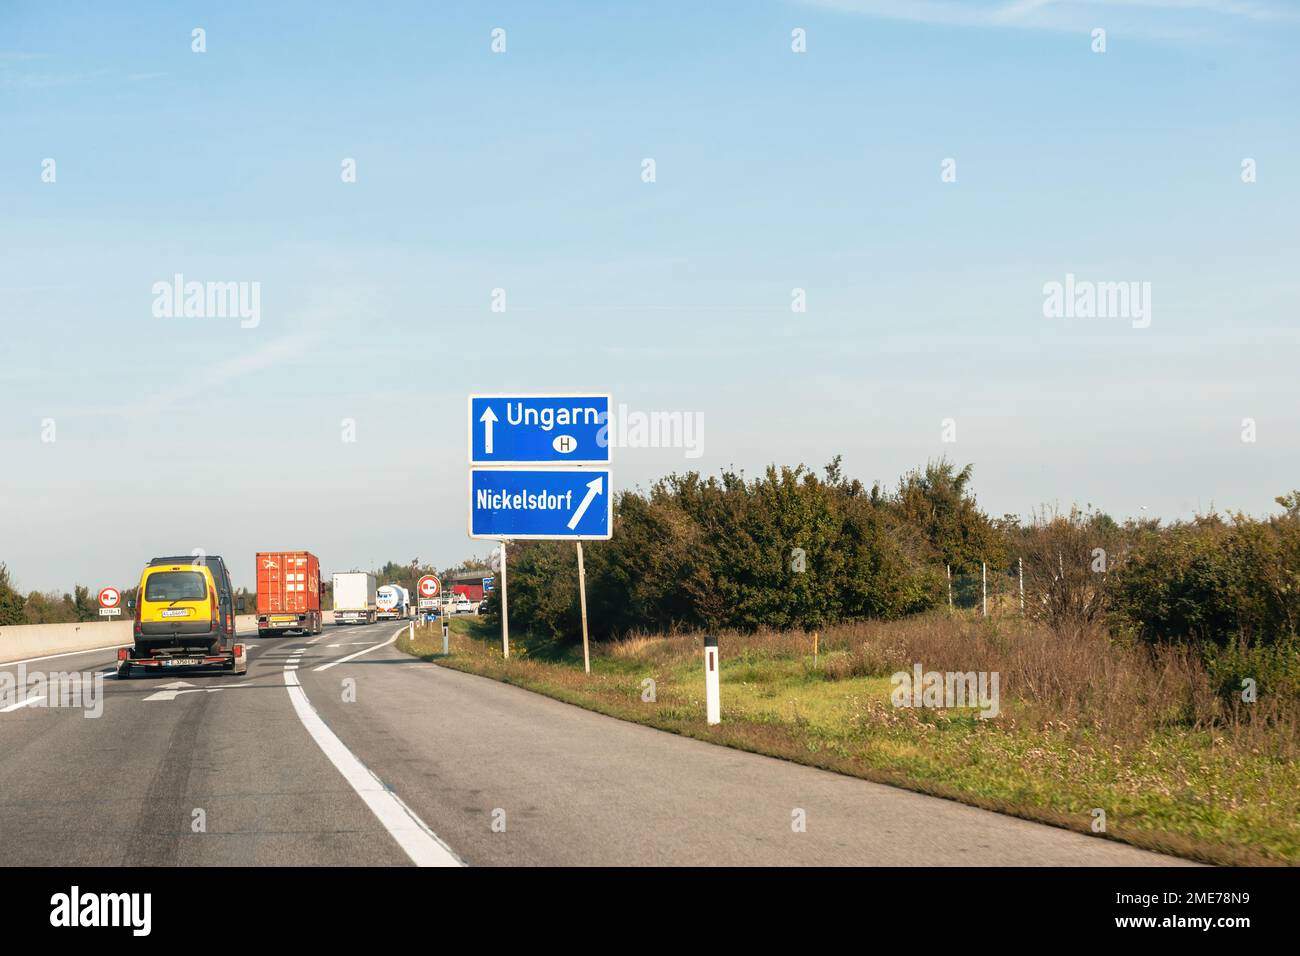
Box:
[704,635,720,725]
[441,616,449,656]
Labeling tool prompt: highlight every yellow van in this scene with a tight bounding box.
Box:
[121,556,246,677]
[133,556,240,655]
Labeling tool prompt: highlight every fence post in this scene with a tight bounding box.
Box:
[982,562,988,617]
[1018,557,1025,613]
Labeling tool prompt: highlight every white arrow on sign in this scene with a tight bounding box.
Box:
[567,476,603,530]
[480,406,498,454]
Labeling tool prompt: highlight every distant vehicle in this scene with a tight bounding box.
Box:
[333,572,378,625]
[376,584,411,620]
[452,595,475,615]
[256,550,323,636]
[118,555,247,678]
[477,599,488,615]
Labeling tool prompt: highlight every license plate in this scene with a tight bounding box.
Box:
[271,617,295,623]
[161,608,191,618]
[164,658,200,667]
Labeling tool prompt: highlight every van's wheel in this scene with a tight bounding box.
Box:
[118,663,131,680]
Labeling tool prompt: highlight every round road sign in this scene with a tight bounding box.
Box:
[98,586,121,609]
[417,575,441,599]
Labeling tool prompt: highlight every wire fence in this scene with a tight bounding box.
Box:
[947,564,1024,617]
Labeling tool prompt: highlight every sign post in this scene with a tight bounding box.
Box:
[499,541,509,659]
[576,542,590,674]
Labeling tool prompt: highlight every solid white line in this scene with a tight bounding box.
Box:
[314,626,402,672]
[282,666,463,867]
[1,696,47,713]
[0,644,131,668]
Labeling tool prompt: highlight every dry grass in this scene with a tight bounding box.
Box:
[401,612,1300,865]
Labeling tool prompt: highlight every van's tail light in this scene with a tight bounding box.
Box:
[117,648,129,661]
[210,588,218,629]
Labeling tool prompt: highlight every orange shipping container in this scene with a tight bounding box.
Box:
[255,551,322,615]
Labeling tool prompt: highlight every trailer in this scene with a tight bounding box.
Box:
[333,572,377,625]
[376,584,411,620]
[117,642,248,676]
[256,550,323,636]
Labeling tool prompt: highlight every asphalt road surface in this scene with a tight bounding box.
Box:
[0,621,1192,866]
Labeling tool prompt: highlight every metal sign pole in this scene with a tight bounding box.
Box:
[576,541,590,674]
[500,540,509,659]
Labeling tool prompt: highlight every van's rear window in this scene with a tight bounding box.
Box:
[145,571,207,602]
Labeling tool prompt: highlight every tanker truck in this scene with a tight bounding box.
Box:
[376,584,411,620]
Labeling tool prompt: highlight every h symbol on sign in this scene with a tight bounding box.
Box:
[558,436,573,453]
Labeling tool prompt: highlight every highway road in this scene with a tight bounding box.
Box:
[0,621,1193,866]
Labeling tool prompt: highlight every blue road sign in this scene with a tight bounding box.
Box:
[469,468,612,540]
[482,576,495,592]
[469,394,611,465]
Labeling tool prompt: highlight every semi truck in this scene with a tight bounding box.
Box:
[256,550,323,636]
[333,571,377,625]
[376,584,410,620]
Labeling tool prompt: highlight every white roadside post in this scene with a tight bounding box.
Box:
[704,635,720,725]
[499,540,509,659]
[408,619,414,642]
[442,614,449,655]
[576,541,590,674]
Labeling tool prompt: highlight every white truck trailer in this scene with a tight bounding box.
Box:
[332,572,377,625]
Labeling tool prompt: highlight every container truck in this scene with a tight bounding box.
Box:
[376,584,410,620]
[256,551,323,636]
[333,571,377,625]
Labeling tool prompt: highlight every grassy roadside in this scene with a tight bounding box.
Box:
[398,615,1300,866]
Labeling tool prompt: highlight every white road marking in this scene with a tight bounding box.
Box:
[142,681,240,702]
[315,626,401,672]
[1,695,47,713]
[0,645,130,668]
[282,661,463,866]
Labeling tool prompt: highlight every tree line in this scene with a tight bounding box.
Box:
[488,458,1300,655]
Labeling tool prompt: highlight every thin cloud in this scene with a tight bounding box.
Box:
[799,0,1299,36]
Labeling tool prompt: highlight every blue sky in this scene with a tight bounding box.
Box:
[2,0,1297,592]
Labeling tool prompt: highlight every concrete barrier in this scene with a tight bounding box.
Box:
[0,614,261,665]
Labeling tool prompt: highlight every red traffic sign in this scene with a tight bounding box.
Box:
[417,575,441,599]
[98,587,121,609]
